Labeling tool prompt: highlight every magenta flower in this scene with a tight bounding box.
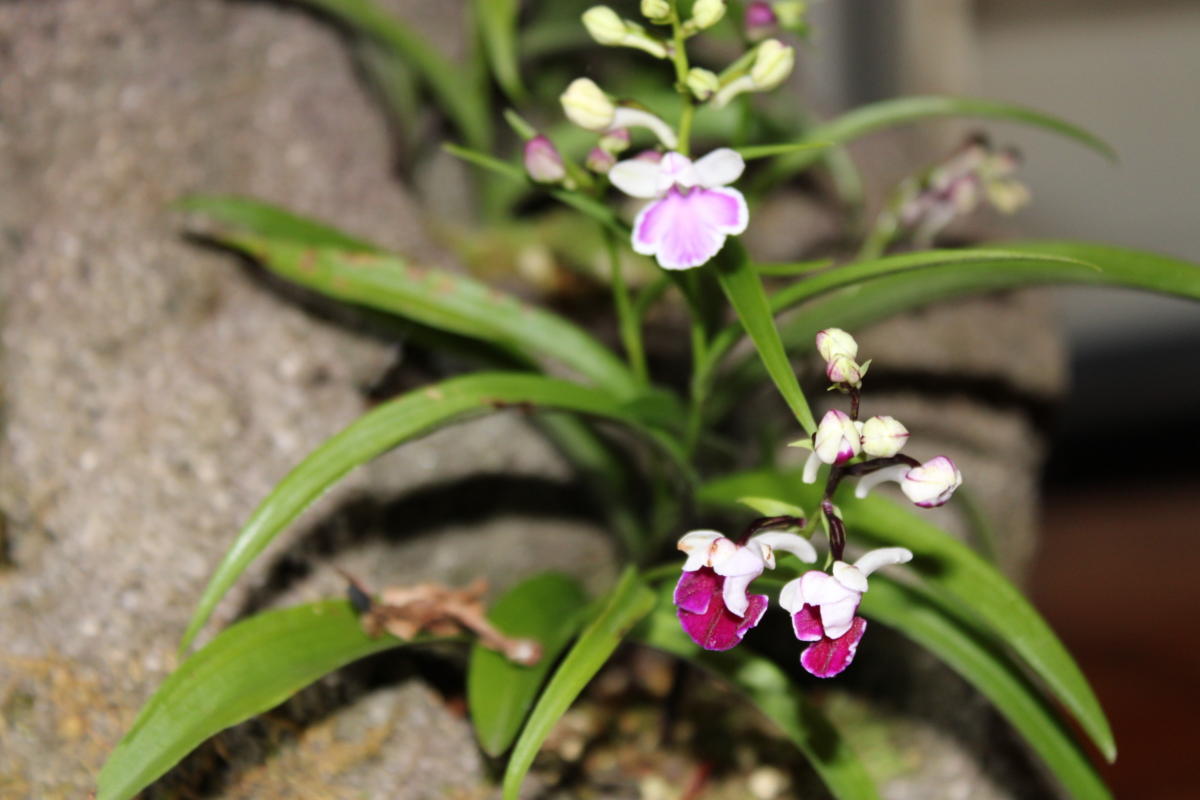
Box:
[675,529,816,651]
[609,149,749,270]
[780,547,912,677]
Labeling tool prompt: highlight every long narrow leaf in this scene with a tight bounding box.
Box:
[759,95,1114,187]
[714,241,816,432]
[472,0,525,101]
[98,601,437,800]
[294,0,491,149]
[177,195,382,252]
[704,249,1095,373]
[468,573,590,756]
[696,469,1116,762]
[181,373,689,651]
[502,568,656,800]
[213,232,640,398]
[635,598,880,800]
[713,242,1200,418]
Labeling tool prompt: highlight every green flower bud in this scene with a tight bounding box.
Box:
[582,6,627,46]
[750,38,795,90]
[686,67,721,101]
[690,0,726,30]
[640,0,671,23]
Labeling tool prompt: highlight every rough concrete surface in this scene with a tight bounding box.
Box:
[0,1,1064,798]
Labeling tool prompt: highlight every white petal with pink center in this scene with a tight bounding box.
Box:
[609,148,749,270]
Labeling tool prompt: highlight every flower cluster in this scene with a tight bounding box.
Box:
[674,329,962,677]
[798,328,963,508]
[518,2,801,271]
[895,134,1031,247]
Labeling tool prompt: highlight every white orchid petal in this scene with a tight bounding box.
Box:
[854,463,909,499]
[751,531,817,564]
[609,158,664,198]
[677,529,725,570]
[831,561,868,593]
[779,576,805,614]
[802,450,822,484]
[611,107,678,149]
[691,147,745,188]
[712,543,765,577]
[722,571,755,617]
[799,570,856,605]
[854,547,913,578]
[820,595,860,639]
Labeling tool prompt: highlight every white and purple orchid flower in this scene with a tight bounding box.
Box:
[675,528,816,651]
[801,409,862,483]
[609,148,749,271]
[780,547,912,678]
[855,454,963,508]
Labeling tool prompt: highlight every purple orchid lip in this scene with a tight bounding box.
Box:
[800,616,868,678]
[632,186,749,270]
[674,568,768,651]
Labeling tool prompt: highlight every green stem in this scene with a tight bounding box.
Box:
[676,272,710,457]
[603,228,649,383]
[668,1,694,156]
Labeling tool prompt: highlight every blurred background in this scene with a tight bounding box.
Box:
[802,1,1200,796]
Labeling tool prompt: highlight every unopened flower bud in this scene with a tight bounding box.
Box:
[815,328,858,362]
[826,354,866,388]
[860,416,909,457]
[690,0,726,30]
[814,409,861,465]
[641,0,670,23]
[586,146,616,174]
[583,6,628,45]
[774,0,807,26]
[523,135,566,183]
[686,67,721,101]
[744,1,777,39]
[599,127,631,154]
[900,456,963,508]
[561,78,615,131]
[750,38,795,90]
[583,6,668,58]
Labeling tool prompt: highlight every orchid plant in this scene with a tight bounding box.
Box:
[96,2,1200,799]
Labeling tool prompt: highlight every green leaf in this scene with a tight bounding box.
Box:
[468,573,590,756]
[635,596,879,800]
[713,241,816,432]
[502,568,656,800]
[211,232,640,398]
[181,373,690,651]
[714,243,1200,418]
[755,258,835,276]
[704,249,1097,377]
[293,0,491,149]
[176,195,382,252]
[737,496,808,518]
[696,469,1116,762]
[736,140,831,160]
[98,600,436,800]
[472,0,525,101]
[860,578,1112,800]
[759,95,1115,187]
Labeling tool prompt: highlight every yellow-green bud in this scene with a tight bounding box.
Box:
[582,6,628,46]
[560,78,615,131]
[774,0,807,27]
[640,0,670,23]
[750,38,795,90]
[690,0,726,30]
[686,67,721,101]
